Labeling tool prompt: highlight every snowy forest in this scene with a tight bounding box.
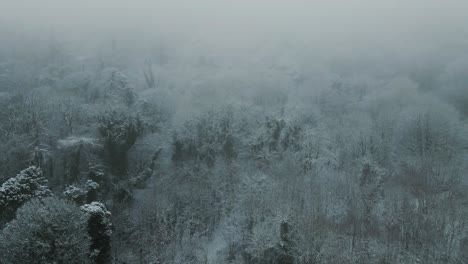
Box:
[1,1,468,263]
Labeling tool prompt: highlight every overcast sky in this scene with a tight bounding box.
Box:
[1,0,468,57]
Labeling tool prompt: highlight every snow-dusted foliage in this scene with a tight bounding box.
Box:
[248,116,305,166]
[171,109,238,167]
[57,136,102,184]
[98,109,142,149]
[81,202,111,221]
[64,184,85,201]
[0,166,51,220]
[0,197,90,264]
[58,136,100,149]
[64,180,100,205]
[98,108,143,176]
[90,68,136,106]
[2,7,468,262]
[86,179,100,190]
[81,202,112,264]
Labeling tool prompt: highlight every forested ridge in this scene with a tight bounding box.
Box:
[1,4,468,263]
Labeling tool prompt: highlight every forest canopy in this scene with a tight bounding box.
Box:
[1,1,468,263]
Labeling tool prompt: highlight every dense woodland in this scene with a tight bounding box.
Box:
[1,18,468,263]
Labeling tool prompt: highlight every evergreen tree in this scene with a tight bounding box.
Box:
[81,202,113,264]
[0,197,90,264]
[0,166,51,223]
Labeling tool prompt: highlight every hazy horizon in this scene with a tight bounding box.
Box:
[1,2,468,263]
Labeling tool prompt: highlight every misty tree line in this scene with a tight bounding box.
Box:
[0,39,468,264]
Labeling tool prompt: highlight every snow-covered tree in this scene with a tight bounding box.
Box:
[90,68,136,106]
[81,202,112,264]
[57,136,101,184]
[98,108,143,177]
[64,180,100,205]
[171,109,238,167]
[0,166,51,223]
[0,197,90,264]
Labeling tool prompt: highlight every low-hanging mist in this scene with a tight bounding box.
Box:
[1,1,468,263]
